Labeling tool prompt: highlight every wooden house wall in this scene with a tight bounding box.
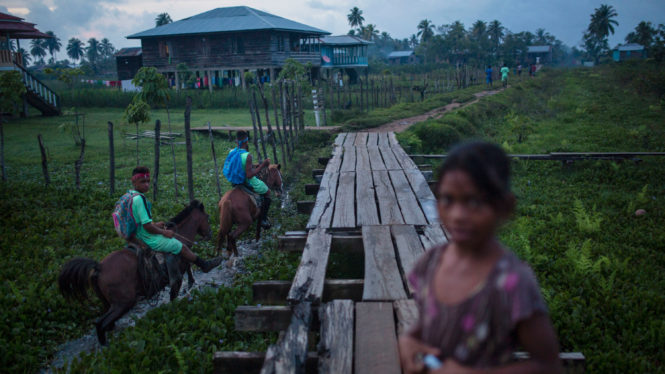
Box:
[116,56,143,80]
[140,31,321,71]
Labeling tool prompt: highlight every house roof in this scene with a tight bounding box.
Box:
[127,6,330,39]
[527,45,552,53]
[617,43,644,52]
[388,50,414,58]
[115,47,142,57]
[320,35,371,46]
[0,11,51,39]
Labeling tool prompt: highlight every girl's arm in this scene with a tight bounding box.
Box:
[245,154,270,179]
[143,222,175,238]
[435,313,563,374]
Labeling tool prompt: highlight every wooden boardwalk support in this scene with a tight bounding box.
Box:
[288,228,332,303]
[260,302,312,374]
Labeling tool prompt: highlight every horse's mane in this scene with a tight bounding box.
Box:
[169,200,204,224]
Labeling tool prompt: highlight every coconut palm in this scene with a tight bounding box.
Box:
[86,38,100,66]
[409,34,419,49]
[67,38,84,63]
[471,20,487,42]
[100,38,115,59]
[347,7,364,28]
[417,19,434,43]
[155,12,172,27]
[488,20,504,54]
[18,47,31,66]
[589,4,618,39]
[30,39,47,64]
[625,21,656,47]
[363,24,379,41]
[44,31,61,62]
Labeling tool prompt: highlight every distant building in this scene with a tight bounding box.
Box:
[527,45,552,64]
[115,47,143,80]
[126,6,330,90]
[388,50,417,65]
[319,35,370,68]
[612,44,647,62]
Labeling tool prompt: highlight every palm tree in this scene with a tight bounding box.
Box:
[18,47,31,66]
[44,31,61,62]
[589,4,618,39]
[30,39,47,64]
[417,19,434,43]
[155,13,172,27]
[100,38,115,59]
[86,38,100,66]
[625,21,656,47]
[409,34,419,49]
[67,38,84,63]
[487,20,504,55]
[471,20,487,42]
[363,24,379,41]
[347,7,364,28]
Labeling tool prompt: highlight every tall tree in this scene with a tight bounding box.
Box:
[584,4,618,63]
[488,20,504,56]
[100,38,115,59]
[86,38,100,66]
[347,7,364,29]
[30,39,46,64]
[44,31,61,62]
[18,47,31,66]
[417,19,435,43]
[155,13,172,27]
[67,38,84,63]
[363,24,379,41]
[625,21,656,47]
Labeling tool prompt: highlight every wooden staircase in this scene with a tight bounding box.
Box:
[15,63,60,116]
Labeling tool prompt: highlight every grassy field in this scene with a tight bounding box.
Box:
[399,61,665,373]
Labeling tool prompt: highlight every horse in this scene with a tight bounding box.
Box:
[58,200,212,346]
[216,164,283,257]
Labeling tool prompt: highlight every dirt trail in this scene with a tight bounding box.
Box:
[367,87,505,133]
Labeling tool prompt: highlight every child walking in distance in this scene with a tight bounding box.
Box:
[485,65,493,88]
[398,142,562,374]
[129,166,222,272]
[501,64,509,88]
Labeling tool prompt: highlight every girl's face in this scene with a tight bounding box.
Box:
[437,169,503,249]
[132,175,150,194]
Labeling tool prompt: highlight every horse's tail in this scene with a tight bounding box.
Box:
[58,257,101,303]
[216,198,233,252]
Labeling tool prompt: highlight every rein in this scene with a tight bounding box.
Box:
[165,220,196,247]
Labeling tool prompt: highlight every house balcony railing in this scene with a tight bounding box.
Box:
[0,50,24,67]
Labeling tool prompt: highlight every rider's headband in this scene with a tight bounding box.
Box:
[238,137,248,146]
[132,173,150,182]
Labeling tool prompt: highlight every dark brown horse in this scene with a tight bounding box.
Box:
[58,200,212,345]
[216,164,283,257]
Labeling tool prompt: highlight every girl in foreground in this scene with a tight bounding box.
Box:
[398,142,562,374]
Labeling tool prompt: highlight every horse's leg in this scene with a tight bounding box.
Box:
[96,302,133,346]
[229,221,250,257]
[166,255,184,301]
[186,265,195,289]
[255,218,261,242]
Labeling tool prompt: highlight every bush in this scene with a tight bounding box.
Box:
[411,120,461,153]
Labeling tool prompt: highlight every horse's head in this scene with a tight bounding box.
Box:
[171,200,212,242]
[265,164,283,197]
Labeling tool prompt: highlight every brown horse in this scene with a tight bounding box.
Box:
[58,200,212,345]
[216,164,283,257]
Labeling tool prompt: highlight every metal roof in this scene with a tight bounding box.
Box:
[388,50,414,58]
[527,45,552,53]
[320,35,371,46]
[127,6,330,39]
[115,47,142,57]
[617,43,644,52]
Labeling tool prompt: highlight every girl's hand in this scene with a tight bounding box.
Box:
[398,335,440,374]
[162,229,175,238]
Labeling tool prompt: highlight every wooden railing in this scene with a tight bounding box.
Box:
[15,63,60,110]
[0,50,23,67]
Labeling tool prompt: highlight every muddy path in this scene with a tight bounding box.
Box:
[367,87,505,133]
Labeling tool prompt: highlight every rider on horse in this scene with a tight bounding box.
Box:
[225,130,273,229]
[129,166,222,272]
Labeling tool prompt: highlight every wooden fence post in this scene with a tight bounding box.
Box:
[108,121,115,194]
[74,139,86,190]
[252,89,268,161]
[270,86,287,167]
[165,103,178,198]
[153,119,160,201]
[207,121,222,198]
[248,96,263,161]
[184,96,194,202]
[37,134,49,186]
[1,118,6,182]
[278,81,292,158]
[257,84,278,164]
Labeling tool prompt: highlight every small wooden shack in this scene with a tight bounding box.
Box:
[126,6,330,90]
[612,44,647,62]
[387,50,417,65]
[527,45,552,64]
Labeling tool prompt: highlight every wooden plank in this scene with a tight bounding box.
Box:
[333,133,347,146]
[393,299,418,335]
[278,234,363,253]
[354,132,368,146]
[318,300,354,374]
[288,228,332,304]
[388,132,398,145]
[252,281,292,305]
[332,172,355,228]
[404,170,439,224]
[391,225,425,295]
[343,133,356,146]
[355,146,371,171]
[373,170,404,225]
[340,146,356,172]
[380,145,401,170]
[366,132,379,146]
[305,184,320,195]
[235,305,292,332]
[391,145,418,170]
[368,146,387,171]
[213,352,318,374]
[297,201,315,214]
[252,279,364,304]
[318,157,330,166]
[362,225,408,300]
[324,148,342,174]
[322,279,364,301]
[260,302,312,374]
[356,171,380,226]
[420,224,448,250]
[389,170,427,225]
[378,132,391,146]
[307,172,339,229]
[354,302,401,374]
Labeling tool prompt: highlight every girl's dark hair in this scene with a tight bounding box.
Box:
[436,142,511,204]
[132,166,150,176]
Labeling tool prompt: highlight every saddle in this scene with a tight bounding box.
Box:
[232,183,262,209]
[125,239,180,299]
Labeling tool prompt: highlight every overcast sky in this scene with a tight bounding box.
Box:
[3,0,665,55]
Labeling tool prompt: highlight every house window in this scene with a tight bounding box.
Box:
[232,37,244,54]
[277,35,285,52]
[159,41,170,58]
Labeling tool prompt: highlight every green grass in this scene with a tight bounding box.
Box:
[399,61,665,373]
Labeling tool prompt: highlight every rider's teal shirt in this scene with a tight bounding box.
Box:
[240,153,269,194]
[130,190,182,254]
